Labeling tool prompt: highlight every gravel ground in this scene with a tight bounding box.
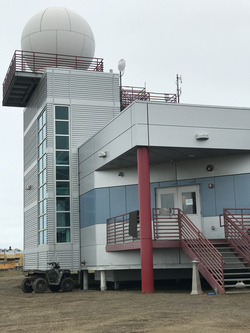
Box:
[0,274,250,332]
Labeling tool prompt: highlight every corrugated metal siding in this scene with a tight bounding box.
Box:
[71,104,119,148]
[23,68,119,270]
[24,165,38,207]
[24,253,38,270]
[24,122,37,171]
[24,206,37,249]
[70,72,119,102]
[38,251,48,269]
[24,75,47,132]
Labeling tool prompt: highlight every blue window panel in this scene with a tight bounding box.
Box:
[151,183,160,210]
[215,176,235,215]
[197,177,216,217]
[126,185,139,212]
[79,190,95,228]
[110,187,126,217]
[159,181,177,188]
[95,188,110,224]
[234,174,250,208]
[177,179,197,186]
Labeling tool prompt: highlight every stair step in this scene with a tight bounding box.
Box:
[224,272,250,276]
[224,262,248,264]
[225,283,250,288]
[224,278,250,282]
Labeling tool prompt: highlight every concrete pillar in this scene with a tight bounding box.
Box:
[191,258,203,295]
[83,270,88,290]
[100,270,107,291]
[137,146,154,294]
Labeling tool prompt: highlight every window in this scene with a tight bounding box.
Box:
[55,106,71,243]
[38,110,47,245]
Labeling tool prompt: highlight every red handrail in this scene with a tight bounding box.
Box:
[222,209,250,263]
[3,50,104,97]
[153,208,225,293]
[121,86,177,109]
[106,213,140,245]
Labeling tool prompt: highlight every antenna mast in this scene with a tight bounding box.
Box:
[176,74,182,103]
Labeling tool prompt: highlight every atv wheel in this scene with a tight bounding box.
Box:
[32,278,47,293]
[21,278,33,293]
[49,285,60,292]
[61,278,74,292]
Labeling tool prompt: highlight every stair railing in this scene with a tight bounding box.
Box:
[222,209,250,264]
[177,209,225,293]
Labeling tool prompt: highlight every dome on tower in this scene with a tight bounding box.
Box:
[21,7,95,60]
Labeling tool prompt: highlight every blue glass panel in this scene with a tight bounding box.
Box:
[56,136,69,150]
[56,151,69,165]
[39,231,43,245]
[57,228,70,243]
[56,166,69,180]
[56,181,70,195]
[55,106,68,120]
[43,230,47,244]
[43,200,46,214]
[57,212,70,226]
[42,112,46,125]
[56,121,69,135]
[56,197,70,211]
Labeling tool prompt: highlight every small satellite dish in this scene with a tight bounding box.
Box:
[118,59,126,73]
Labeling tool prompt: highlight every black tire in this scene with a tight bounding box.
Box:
[21,278,33,293]
[60,277,74,292]
[49,285,60,292]
[32,278,47,293]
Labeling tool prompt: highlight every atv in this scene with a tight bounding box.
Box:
[21,261,74,293]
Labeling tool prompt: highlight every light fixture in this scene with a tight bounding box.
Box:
[196,133,209,140]
[118,172,124,177]
[25,185,31,190]
[98,151,107,158]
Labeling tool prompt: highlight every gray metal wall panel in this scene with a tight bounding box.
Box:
[23,68,119,270]
[24,165,38,208]
[24,75,47,132]
[24,206,37,249]
[24,122,37,171]
[24,253,38,270]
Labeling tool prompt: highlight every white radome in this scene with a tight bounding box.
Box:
[21,7,95,60]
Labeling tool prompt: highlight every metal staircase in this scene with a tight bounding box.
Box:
[213,241,250,293]
[153,208,226,293]
[217,209,250,293]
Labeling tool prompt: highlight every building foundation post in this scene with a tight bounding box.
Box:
[83,270,89,290]
[100,270,107,291]
[137,146,154,293]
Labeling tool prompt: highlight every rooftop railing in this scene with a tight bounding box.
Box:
[3,50,104,97]
[121,86,177,110]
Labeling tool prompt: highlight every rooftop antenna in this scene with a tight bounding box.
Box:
[118,59,126,111]
[176,74,182,103]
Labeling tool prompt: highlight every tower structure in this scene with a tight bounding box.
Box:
[3,7,120,269]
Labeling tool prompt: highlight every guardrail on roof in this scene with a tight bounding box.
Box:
[3,50,104,97]
[121,86,177,110]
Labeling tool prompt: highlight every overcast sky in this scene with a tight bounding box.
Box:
[1,0,250,250]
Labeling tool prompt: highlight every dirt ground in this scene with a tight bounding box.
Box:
[1,274,250,333]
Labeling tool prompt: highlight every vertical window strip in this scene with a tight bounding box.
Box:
[38,110,47,245]
[55,106,71,243]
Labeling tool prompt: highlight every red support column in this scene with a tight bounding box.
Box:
[137,146,154,293]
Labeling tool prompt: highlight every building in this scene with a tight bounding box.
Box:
[0,247,23,270]
[3,7,250,294]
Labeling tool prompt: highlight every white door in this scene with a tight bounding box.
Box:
[156,185,202,231]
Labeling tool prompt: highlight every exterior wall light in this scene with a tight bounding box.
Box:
[25,185,31,190]
[196,133,209,140]
[98,151,107,158]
